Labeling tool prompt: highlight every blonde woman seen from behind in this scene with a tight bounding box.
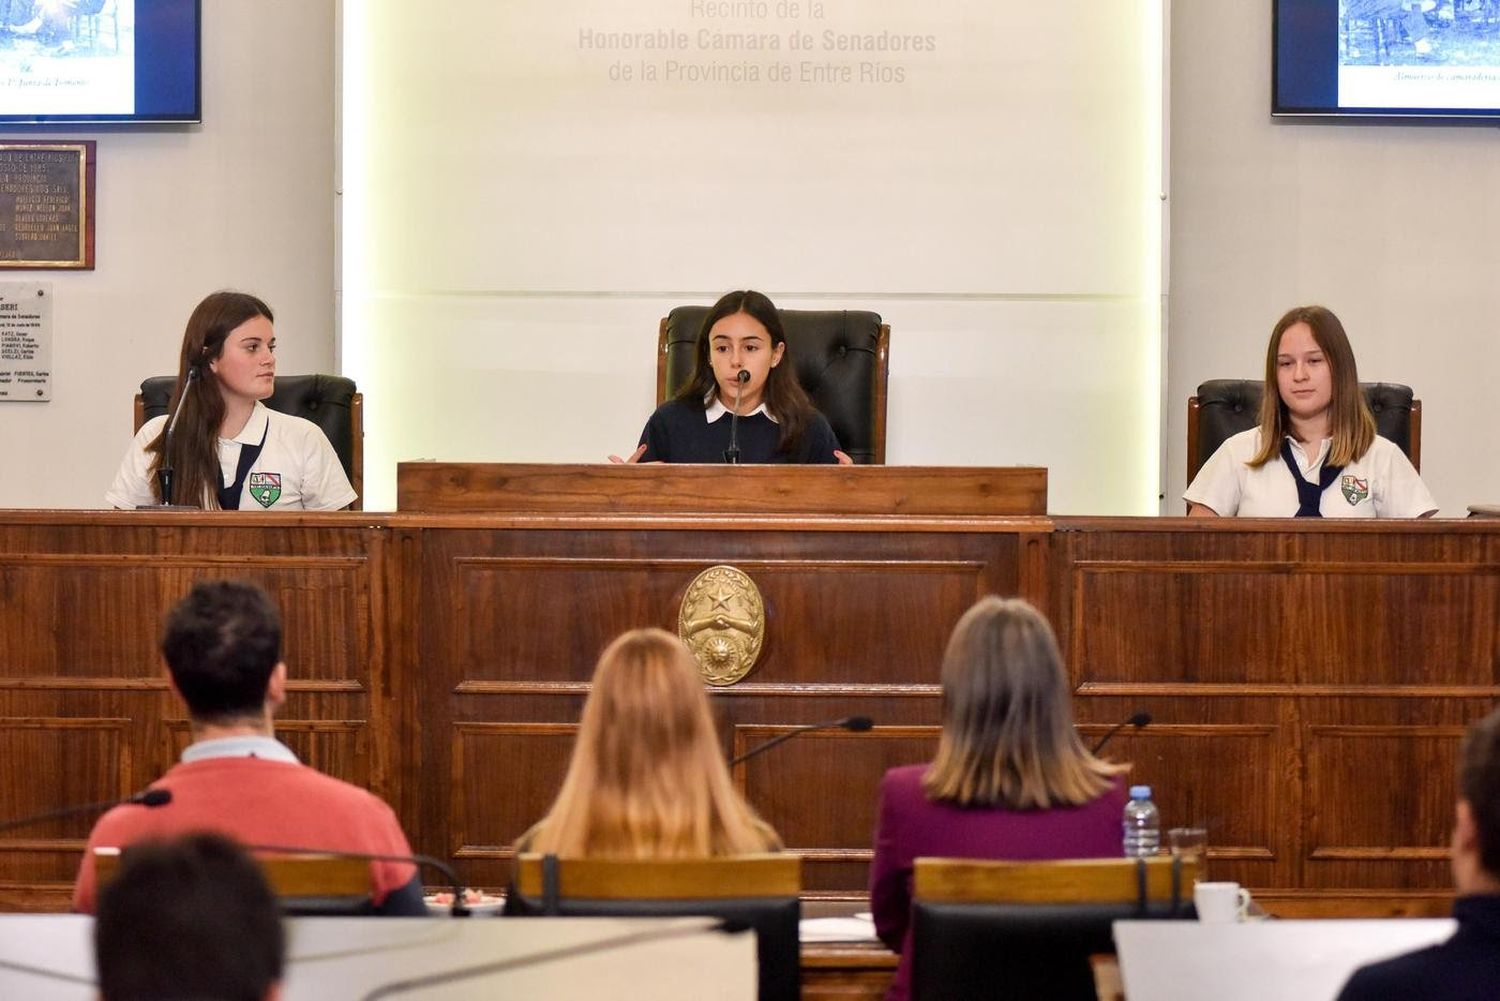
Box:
[869,596,1129,1001]
[517,628,779,858]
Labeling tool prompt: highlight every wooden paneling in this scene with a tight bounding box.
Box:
[449,723,577,861]
[1053,518,1500,904]
[397,463,1049,517]
[1,505,1497,915]
[0,717,129,884]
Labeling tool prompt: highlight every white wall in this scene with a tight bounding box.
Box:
[1166,1,1500,517]
[343,1,1165,513]
[0,0,335,509]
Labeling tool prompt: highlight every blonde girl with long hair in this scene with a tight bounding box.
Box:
[518,627,779,857]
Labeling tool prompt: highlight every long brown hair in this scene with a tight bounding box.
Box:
[675,290,818,456]
[524,628,780,857]
[1248,305,1376,469]
[923,597,1124,809]
[145,292,275,507]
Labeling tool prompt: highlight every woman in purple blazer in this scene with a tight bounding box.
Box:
[868,597,1130,1001]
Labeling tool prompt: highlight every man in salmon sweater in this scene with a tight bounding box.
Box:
[73,580,424,914]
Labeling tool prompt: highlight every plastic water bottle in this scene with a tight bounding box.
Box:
[1122,784,1160,858]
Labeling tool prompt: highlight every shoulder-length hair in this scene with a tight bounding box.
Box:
[525,628,780,857]
[145,291,275,507]
[922,597,1124,810]
[675,290,819,456]
[1248,305,1376,469]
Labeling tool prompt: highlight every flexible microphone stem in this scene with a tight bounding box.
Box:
[724,369,749,464]
[155,367,198,507]
[360,919,746,1000]
[0,788,171,836]
[1090,712,1152,756]
[248,843,471,918]
[729,715,874,767]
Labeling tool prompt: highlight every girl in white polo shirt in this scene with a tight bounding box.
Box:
[106,292,356,511]
[1184,305,1436,519]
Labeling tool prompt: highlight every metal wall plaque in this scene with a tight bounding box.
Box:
[0,282,51,401]
[678,564,766,686]
[0,141,95,269]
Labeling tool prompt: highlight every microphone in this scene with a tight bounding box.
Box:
[0,788,172,837]
[359,918,748,1000]
[246,842,472,918]
[1090,712,1151,755]
[723,368,750,464]
[729,715,874,767]
[150,366,199,508]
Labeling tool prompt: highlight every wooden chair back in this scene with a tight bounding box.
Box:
[512,853,799,899]
[94,846,372,913]
[915,855,1200,904]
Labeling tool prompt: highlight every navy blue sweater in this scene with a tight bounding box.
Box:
[637,399,841,464]
[1336,895,1500,1001]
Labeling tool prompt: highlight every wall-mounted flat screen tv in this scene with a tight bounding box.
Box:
[1274,0,1500,119]
[0,0,200,125]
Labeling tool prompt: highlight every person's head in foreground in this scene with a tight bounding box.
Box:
[525,627,779,856]
[162,579,286,732]
[95,832,284,1001]
[1334,706,1500,1000]
[1452,707,1500,895]
[923,596,1124,809]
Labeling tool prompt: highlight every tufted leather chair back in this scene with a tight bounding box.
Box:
[657,307,890,464]
[135,374,363,509]
[1187,379,1421,486]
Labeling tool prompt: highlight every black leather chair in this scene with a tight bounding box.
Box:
[1187,379,1421,486]
[911,856,1196,1001]
[136,374,363,509]
[507,854,800,1001]
[657,307,890,464]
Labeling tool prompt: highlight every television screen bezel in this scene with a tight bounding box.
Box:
[1272,0,1500,121]
[0,0,202,127]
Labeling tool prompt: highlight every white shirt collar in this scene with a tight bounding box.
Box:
[1282,435,1332,474]
[704,394,777,424]
[224,401,270,446]
[181,734,300,765]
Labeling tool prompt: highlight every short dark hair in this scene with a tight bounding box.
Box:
[161,580,282,722]
[1461,708,1500,875]
[95,833,284,1001]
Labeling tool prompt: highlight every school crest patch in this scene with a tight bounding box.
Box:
[1341,474,1369,506]
[248,473,282,508]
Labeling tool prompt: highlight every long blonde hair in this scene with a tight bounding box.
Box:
[923,597,1125,810]
[524,628,780,857]
[1248,305,1377,469]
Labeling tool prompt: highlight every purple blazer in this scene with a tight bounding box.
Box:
[868,764,1128,1001]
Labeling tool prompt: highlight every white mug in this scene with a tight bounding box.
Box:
[1194,881,1250,923]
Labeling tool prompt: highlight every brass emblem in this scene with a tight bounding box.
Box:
[678,565,765,686]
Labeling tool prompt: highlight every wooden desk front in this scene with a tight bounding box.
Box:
[0,502,1495,918]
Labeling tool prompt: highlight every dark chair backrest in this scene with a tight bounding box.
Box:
[1187,379,1421,486]
[136,374,363,509]
[509,854,801,1001]
[95,847,375,916]
[911,856,1197,1001]
[657,307,890,464]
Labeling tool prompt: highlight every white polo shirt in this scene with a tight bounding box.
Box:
[106,401,357,511]
[1184,428,1437,518]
